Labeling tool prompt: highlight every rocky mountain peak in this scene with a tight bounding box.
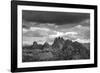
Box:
[32,41,39,49]
[33,41,38,46]
[43,42,50,48]
[52,37,65,49]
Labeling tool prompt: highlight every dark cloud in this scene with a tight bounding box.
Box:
[22,10,90,25]
[22,10,90,45]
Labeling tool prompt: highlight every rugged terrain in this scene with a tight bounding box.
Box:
[22,37,90,62]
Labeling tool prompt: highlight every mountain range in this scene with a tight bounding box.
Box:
[22,37,90,62]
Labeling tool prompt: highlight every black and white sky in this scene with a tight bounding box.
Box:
[22,10,90,45]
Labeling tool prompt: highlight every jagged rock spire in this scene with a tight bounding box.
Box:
[52,37,65,49]
[32,41,38,49]
[43,42,50,48]
[33,41,38,46]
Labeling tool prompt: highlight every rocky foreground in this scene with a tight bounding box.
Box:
[22,37,90,62]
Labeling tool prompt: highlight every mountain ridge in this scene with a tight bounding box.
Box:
[22,37,90,62]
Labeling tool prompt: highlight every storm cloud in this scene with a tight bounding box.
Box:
[22,10,90,45]
[22,10,90,25]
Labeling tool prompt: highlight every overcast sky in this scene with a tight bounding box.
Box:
[22,10,90,45]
